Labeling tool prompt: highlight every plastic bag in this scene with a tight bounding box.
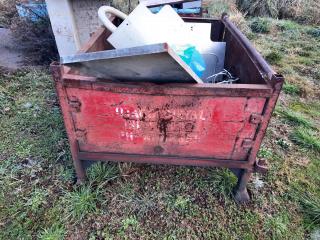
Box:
[172,44,206,78]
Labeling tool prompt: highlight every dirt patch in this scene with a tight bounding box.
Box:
[0,28,24,70]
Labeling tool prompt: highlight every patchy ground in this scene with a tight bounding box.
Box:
[0,28,24,70]
[0,17,319,240]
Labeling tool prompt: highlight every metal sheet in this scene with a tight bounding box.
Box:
[61,43,203,83]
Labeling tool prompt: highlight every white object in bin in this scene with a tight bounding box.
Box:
[186,22,226,82]
[98,4,197,49]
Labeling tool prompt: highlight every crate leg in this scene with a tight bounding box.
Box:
[73,158,86,184]
[233,169,251,204]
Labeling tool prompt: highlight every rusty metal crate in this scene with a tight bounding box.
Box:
[50,15,284,203]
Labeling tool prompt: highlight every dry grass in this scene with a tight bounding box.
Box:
[203,0,252,34]
[0,0,58,65]
[0,0,18,27]
[237,0,320,25]
[110,0,139,13]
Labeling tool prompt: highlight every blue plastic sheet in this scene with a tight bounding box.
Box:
[171,44,206,78]
[16,3,48,22]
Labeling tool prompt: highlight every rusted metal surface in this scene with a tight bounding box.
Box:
[50,16,284,203]
[62,75,273,97]
[51,63,85,181]
[66,88,265,159]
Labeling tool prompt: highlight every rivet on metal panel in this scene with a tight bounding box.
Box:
[75,129,87,142]
[69,97,81,112]
[242,139,253,149]
[250,113,262,124]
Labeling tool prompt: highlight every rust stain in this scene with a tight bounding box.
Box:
[114,98,208,144]
[157,116,173,142]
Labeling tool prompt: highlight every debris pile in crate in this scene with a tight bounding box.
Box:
[62,3,239,84]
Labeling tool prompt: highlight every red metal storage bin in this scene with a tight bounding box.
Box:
[50,15,284,203]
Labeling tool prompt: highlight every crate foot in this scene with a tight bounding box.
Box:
[233,169,252,204]
[75,177,85,185]
[233,187,250,204]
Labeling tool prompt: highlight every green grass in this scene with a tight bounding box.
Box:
[283,83,301,95]
[265,51,283,65]
[290,128,320,152]
[38,224,65,240]
[289,102,320,117]
[0,16,320,239]
[306,27,320,38]
[278,109,315,128]
[276,20,300,31]
[63,185,100,221]
[25,189,48,213]
[87,162,119,184]
[250,17,272,33]
[300,194,320,226]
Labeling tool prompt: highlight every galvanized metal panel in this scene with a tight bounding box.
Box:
[46,0,108,56]
[46,0,81,56]
[61,43,203,83]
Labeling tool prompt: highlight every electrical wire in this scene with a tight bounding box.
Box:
[206,69,239,84]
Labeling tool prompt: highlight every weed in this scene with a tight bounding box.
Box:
[63,185,100,221]
[87,162,119,184]
[38,224,65,240]
[237,0,320,25]
[290,128,320,152]
[258,147,274,159]
[206,0,231,16]
[290,102,320,117]
[297,50,311,57]
[265,51,283,65]
[300,194,320,226]
[306,28,320,38]
[264,212,290,239]
[250,18,271,33]
[276,138,291,149]
[0,0,17,27]
[173,195,191,212]
[121,216,139,231]
[122,192,158,217]
[278,109,314,128]
[25,189,48,213]
[209,169,237,198]
[297,56,314,66]
[11,15,58,65]
[283,83,301,95]
[276,20,299,31]
[58,165,75,183]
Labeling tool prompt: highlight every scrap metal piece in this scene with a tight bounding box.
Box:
[61,43,203,83]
